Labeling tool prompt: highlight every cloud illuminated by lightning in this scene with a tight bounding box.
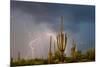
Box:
[28,27,57,58]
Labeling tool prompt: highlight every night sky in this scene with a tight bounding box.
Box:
[10,1,95,60]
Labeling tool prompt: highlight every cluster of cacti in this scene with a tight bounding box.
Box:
[56,16,67,62]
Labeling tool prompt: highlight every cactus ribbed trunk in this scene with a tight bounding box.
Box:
[48,36,52,64]
[18,52,20,61]
[71,40,77,61]
[57,16,67,63]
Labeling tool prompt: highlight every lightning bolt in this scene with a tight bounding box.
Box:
[28,31,57,59]
[28,35,41,58]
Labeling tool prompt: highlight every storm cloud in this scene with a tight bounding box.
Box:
[10,1,95,60]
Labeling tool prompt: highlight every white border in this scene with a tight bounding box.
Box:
[17,0,95,5]
[0,0,98,67]
[0,0,10,67]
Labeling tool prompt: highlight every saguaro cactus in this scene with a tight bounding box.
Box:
[71,40,77,61]
[18,51,20,61]
[48,36,52,64]
[53,41,56,55]
[57,16,67,62]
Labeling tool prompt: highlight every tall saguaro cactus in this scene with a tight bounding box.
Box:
[48,36,52,64]
[71,40,77,61]
[53,41,56,55]
[18,51,20,61]
[57,16,67,62]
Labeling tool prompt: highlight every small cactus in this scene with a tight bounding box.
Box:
[71,40,77,61]
[48,36,52,64]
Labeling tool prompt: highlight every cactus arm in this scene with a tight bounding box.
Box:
[57,35,61,51]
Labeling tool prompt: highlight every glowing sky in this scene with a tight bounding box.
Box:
[10,1,95,59]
